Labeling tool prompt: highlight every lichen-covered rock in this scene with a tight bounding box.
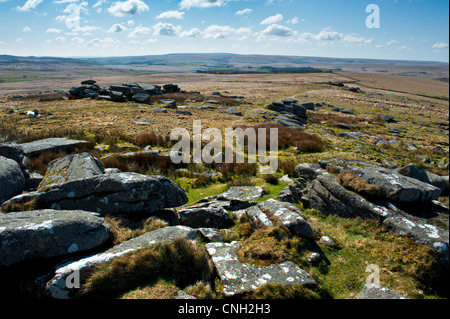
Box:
[178,206,234,229]
[37,153,105,191]
[46,225,198,299]
[219,186,265,201]
[206,241,316,297]
[354,284,409,299]
[0,210,110,267]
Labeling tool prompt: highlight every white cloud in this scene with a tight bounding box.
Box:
[108,0,149,17]
[180,27,202,38]
[203,24,235,39]
[17,0,43,12]
[108,23,127,33]
[180,0,231,10]
[236,8,252,15]
[153,22,181,36]
[260,24,293,37]
[86,37,121,48]
[261,14,283,25]
[314,27,343,41]
[432,42,449,49]
[386,39,400,46]
[23,27,31,32]
[46,28,63,33]
[156,10,185,19]
[343,35,373,44]
[287,17,299,24]
[127,25,151,38]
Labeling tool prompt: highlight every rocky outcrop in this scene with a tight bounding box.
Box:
[46,225,198,299]
[290,159,449,268]
[0,210,110,267]
[206,241,317,297]
[2,153,188,216]
[266,99,316,127]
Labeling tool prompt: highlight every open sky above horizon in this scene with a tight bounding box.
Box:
[0,0,448,62]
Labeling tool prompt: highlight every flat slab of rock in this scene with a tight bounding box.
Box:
[206,241,317,297]
[177,206,234,229]
[46,225,198,299]
[20,138,89,157]
[354,284,409,299]
[0,210,110,267]
[0,156,25,205]
[219,186,265,201]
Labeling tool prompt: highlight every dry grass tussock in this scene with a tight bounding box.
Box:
[336,169,383,199]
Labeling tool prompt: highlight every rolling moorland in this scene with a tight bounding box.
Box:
[0,53,448,300]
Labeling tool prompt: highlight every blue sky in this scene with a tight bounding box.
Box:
[0,0,448,62]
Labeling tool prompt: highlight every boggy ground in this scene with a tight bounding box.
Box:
[0,71,449,299]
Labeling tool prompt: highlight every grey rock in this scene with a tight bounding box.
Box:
[196,228,224,242]
[0,156,25,205]
[339,132,363,139]
[255,199,314,238]
[176,290,197,299]
[0,142,26,167]
[20,138,89,157]
[343,165,442,203]
[282,98,298,105]
[354,284,409,299]
[292,104,307,118]
[45,225,198,299]
[206,241,317,297]
[225,107,242,116]
[0,210,110,267]
[37,153,104,191]
[274,115,304,128]
[319,236,338,249]
[219,186,265,201]
[149,108,168,113]
[382,115,399,123]
[308,252,321,264]
[397,164,449,195]
[177,206,234,229]
[132,93,151,104]
[276,186,297,203]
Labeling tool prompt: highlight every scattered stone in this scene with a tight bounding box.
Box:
[319,236,339,249]
[307,252,321,264]
[382,115,399,123]
[225,107,242,116]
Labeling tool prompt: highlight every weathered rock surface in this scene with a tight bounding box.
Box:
[219,186,265,201]
[0,156,25,205]
[247,199,314,239]
[37,153,105,191]
[206,241,317,297]
[46,225,198,299]
[0,210,110,267]
[177,206,234,229]
[20,138,89,157]
[354,284,409,299]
